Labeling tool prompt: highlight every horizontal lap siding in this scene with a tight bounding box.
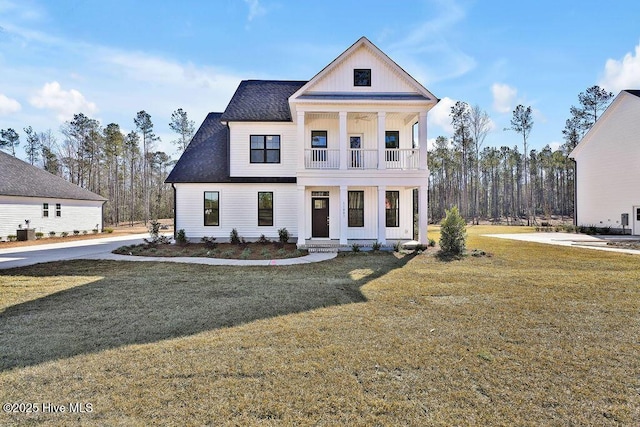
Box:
[575,95,640,229]
[385,187,414,240]
[175,183,297,241]
[229,122,297,177]
[0,196,103,240]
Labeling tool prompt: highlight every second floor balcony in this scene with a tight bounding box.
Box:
[304,148,420,170]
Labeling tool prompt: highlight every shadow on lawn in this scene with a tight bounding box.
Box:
[0,254,412,371]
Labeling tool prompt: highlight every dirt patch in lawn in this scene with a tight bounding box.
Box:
[113,241,308,260]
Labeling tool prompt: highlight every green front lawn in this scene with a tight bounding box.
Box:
[0,226,638,425]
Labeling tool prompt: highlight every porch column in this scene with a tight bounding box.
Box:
[377,185,387,245]
[297,111,306,170]
[418,185,428,245]
[340,185,348,245]
[378,111,386,170]
[339,111,347,170]
[297,185,306,247]
[418,111,428,171]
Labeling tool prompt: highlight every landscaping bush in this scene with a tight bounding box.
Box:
[230,228,241,245]
[49,231,56,237]
[35,232,44,239]
[351,243,361,253]
[61,232,69,237]
[201,236,217,249]
[372,240,381,252]
[439,206,467,256]
[278,227,290,244]
[257,234,271,244]
[428,238,436,247]
[103,228,114,234]
[145,220,171,245]
[73,230,80,236]
[8,235,17,242]
[176,229,188,245]
[92,228,99,234]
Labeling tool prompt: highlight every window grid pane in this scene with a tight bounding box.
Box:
[204,191,219,226]
[385,191,400,227]
[348,191,364,227]
[250,135,281,164]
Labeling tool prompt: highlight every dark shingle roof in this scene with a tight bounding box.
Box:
[624,89,640,98]
[165,112,229,183]
[0,150,106,201]
[220,80,307,122]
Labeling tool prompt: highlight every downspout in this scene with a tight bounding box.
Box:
[172,183,177,240]
[101,200,106,232]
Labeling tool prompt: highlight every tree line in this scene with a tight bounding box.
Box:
[0,108,195,226]
[428,85,614,224]
[1,86,614,226]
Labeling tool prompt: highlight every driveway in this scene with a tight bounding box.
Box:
[486,232,640,255]
[0,234,152,270]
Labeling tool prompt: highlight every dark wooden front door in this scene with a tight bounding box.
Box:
[312,198,329,238]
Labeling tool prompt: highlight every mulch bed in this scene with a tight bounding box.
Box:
[113,242,308,260]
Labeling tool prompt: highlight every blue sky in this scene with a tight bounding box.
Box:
[1,0,640,161]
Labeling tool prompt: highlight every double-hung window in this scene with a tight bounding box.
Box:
[204,191,219,226]
[348,191,364,227]
[43,203,49,218]
[56,203,61,217]
[258,192,273,226]
[250,135,280,163]
[385,191,400,227]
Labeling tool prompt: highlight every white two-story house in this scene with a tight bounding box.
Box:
[166,37,439,247]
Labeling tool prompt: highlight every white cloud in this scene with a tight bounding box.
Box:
[428,96,456,135]
[599,42,640,94]
[29,81,98,122]
[0,93,21,114]
[549,141,562,152]
[386,0,475,84]
[244,0,266,22]
[491,83,517,113]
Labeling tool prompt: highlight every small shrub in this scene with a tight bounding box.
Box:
[277,248,288,257]
[257,234,271,244]
[372,241,381,252]
[201,236,217,249]
[49,231,56,237]
[428,238,436,247]
[221,250,235,258]
[278,227,290,244]
[104,227,114,234]
[439,206,467,256]
[61,231,69,237]
[393,241,402,252]
[35,232,44,239]
[351,243,361,253]
[73,230,80,236]
[176,229,188,245]
[230,228,241,245]
[92,228,99,234]
[8,235,17,242]
[82,230,88,235]
[260,248,271,258]
[239,247,251,259]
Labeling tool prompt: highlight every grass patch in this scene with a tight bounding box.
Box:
[1,226,639,425]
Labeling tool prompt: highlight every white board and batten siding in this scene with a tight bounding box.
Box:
[572,92,640,233]
[306,44,417,94]
[228,122,297,177]
[304,186,414,241]
[0,195,103,240]
[174,183,298,241]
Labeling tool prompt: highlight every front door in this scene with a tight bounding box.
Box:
[634,206,640,235]
[312,198,329,238]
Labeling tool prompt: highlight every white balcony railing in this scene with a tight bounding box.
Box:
[304,149,340,169]
[304,148,420,170]
[385,149,419,169]
[347,149,378,169]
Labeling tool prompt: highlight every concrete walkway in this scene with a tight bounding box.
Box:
[485,232,640,255]
[0,234,336,270]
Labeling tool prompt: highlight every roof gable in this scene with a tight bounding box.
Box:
[569,90,640,159]
[0,150,106,201]
[290,36,438,103]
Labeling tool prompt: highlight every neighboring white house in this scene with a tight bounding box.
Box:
[569,89,640,235]
[166,37,439,247]
[0,150,107,240]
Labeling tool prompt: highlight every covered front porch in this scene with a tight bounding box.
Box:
[296,184,428,248]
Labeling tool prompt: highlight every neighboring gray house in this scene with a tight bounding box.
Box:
[0,150,107,240]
